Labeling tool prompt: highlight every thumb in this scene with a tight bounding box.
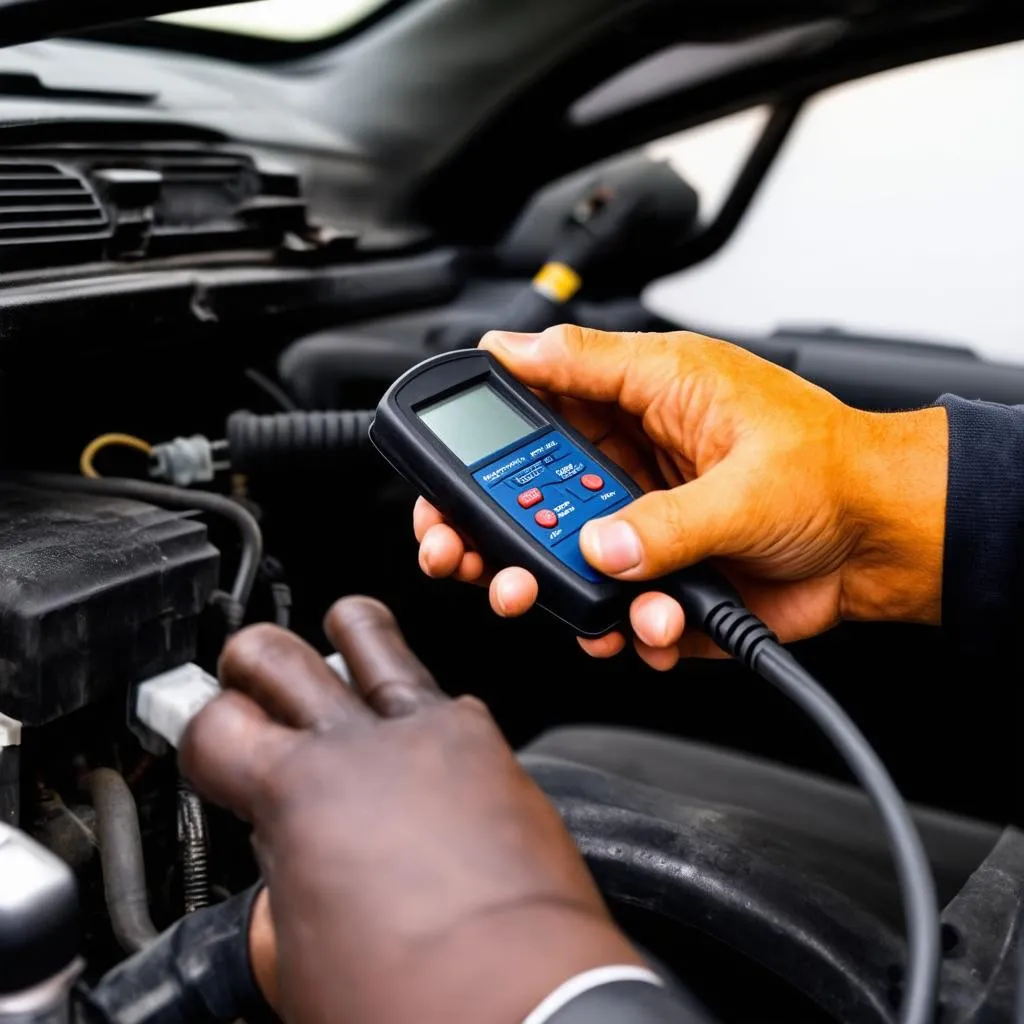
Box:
[480,324,691,415]
[579,467,753,580]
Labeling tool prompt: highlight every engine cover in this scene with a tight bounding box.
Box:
[0,484,219,725]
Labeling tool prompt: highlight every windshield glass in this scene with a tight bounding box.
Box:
[157,0,391,42]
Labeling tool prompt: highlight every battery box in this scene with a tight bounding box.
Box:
[0,483,219,725]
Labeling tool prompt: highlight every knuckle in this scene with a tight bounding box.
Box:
[328,594,393,631]
[452,694,495,728]
[219,622,289,677]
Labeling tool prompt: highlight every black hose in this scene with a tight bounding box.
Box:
[226,410,373,476]
[87,768,159,955]
[21,473,263,630]
[177,779,210,915]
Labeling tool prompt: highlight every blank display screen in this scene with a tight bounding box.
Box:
[417,382,535,465]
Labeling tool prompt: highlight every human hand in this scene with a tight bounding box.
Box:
[181,597,642,1024]
[415,326,947,668]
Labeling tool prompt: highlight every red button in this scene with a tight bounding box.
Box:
[517,487,543,509]
[581,474,604,491]
[534,509,558,529]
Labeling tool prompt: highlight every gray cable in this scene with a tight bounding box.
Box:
[673,571,941,1024]
[749,641,940,1024]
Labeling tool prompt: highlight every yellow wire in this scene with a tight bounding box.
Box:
[80,433,153,479]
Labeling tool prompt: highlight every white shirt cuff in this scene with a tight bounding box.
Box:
[522,965,664,1024]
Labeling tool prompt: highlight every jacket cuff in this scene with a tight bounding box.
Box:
[936,395,1024,657]
[525,965,711,1024]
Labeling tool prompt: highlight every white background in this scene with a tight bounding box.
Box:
[644,41,1024,362]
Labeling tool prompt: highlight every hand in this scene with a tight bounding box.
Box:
[181,597,642,1024]
[415,325,948,668]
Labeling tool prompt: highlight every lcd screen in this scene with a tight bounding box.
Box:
[417,382,536,465]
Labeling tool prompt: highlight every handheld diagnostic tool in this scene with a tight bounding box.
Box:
[370,349,640,635]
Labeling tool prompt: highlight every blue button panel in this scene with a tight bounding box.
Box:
[471,430,633,582]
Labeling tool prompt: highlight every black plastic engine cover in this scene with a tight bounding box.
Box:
[0,484,219,725]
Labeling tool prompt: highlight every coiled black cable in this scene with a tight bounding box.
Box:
[669,566,940,1024]
[226,410,373,476]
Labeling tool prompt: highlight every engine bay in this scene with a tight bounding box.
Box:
[0,1,1021,1021]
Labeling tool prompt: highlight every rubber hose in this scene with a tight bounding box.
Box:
[87,769,159,954]
[177,779,210,915]
[226,410,374,475]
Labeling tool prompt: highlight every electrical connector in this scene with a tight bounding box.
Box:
[149,436,229,488]
[132,663,221,753]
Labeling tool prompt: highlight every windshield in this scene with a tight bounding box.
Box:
[157,0,392,42]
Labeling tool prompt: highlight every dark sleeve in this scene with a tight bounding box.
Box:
[936,395,1024,658]
[545,980,714,1023]
[84,884,277,1024]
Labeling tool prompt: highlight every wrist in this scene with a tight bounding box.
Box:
[362,900,644,1024]
[841,405,948,624]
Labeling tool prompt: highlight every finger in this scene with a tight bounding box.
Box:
[488,566,539,617]
[480,324,714,415]
[674,632,729,659]
[453,550,488,583]
[546,393,662,492]
[179,691,296,822]
[419,522,465,578]
[219,623,372,730]
[324,596,445,717]
[633,637,681,672]
[629,592,685,648]
[579,465,754,580]
[412,496,444,542]
[577,631,626,658]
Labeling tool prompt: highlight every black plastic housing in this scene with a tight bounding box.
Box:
[0,483,219,726]
[371,349,642,636]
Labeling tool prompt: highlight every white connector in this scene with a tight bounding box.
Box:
[133,663,222,751]
[325,652,352,686]
[149,435,229,487]
[132,656,351,754]
[0,712,20,749]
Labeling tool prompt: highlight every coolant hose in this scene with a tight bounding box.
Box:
[87,769,159,955]
[226,410,374,475]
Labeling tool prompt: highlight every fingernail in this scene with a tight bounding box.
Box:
[482,330,541,350]
[646,603,674,647]
[493,575,514,616]
[583,519,643,574]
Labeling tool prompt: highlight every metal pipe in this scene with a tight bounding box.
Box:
[87,769,158,954]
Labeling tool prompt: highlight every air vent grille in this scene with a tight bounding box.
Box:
[0,161,106,241]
